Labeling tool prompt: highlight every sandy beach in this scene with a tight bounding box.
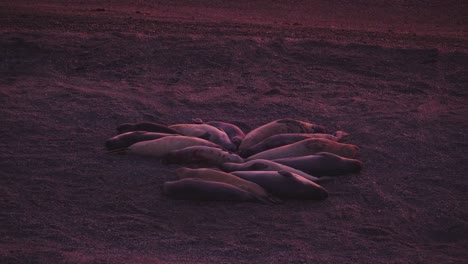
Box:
[1,1,467,263]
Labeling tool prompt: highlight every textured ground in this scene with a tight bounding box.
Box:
[1,1,467,263]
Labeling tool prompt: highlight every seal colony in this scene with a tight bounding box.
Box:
[106,118,363,203]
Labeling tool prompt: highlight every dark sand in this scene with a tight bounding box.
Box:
[1,1,467,263]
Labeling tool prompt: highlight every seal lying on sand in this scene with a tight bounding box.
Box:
[164,146,244,166]
[105,131,173,150]
[221,159,321,183]
[176,167,279,203]
[168,124,237,151]
[163,178,259,202]
[119,135,220,157]
[273,152,363,176]
[193,118,246,149]
[240,131,348,158]
[117,122,179,134]
[239,119,327,151]
[231,171,328,200]
[246,138,359,160]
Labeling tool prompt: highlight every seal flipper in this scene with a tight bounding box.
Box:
[198,132,211,141]
[192,118,205,124]
[278,170,295,177]
[314,176,336,183]
[333,131,350,141]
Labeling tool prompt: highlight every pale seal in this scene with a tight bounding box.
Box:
[116,122,179,134]
[240,131,348,158]
[163,146,244,166]
[192,118,246,149]
[176,167,280,203]
[273,152,363,176]
[239,119,327,151]
[246,138,359,160]
[221,159,321,182]
[105,131,173,150]
[230,170,328,200]
[163,178,259,202]
[120,135,220,157]
[168,124,237,151]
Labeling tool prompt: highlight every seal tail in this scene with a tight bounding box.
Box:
[313,176,336,183]
[333,130,350,141]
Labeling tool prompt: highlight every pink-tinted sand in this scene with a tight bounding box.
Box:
[1,1,467,263]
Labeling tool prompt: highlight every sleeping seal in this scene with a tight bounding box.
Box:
[230,171,328,200]
[116,122,179,134]
[240,131,348,158]
[163,146,244,166]
[105,131,173,150]
[246,138,359,160]
[272,152,363,176]
[239,119,327,151]
[176,167,279,203]
[221,159,321,182]
[168,124,237,151]
[163,178,259,202]
[193,118,246,149]
[120,135,220,157]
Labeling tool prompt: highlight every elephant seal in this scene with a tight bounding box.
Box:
[221,159,321,182]
[240,131,349,158]
[168,124,237,152]
[176,167,279,204]
[273,152,363,177]
[246,138,359,160]
[121,135,220,157]
[105,131,173,150]
[117,122,179,134]
[230,171,328,200]
[193,118,246,149]
[163,146,244,166]
[239,119,327,151]
[163,178,258,202]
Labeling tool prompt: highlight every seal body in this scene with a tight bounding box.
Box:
[193,118,246,149]
[117,122,179,134]
[163,178,257,202]
[164,146,244,166]
[169,124,237,152]
[246,138,359,160]
[105,131,173,150]
[273,152,363,176]
[231,171,328,200]
[221,159,321,182]
[176,167,279,203]
[240,132,347,158]
[239,119,327,151]
[124,135,220,157]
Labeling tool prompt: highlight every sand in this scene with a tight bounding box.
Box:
[1,1,467,263]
